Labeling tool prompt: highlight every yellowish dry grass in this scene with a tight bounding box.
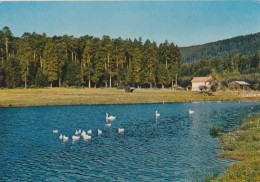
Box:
[0,88,259,107]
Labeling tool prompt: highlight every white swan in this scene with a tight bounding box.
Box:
[59,134,63,140]
[106,113,116,121]
[82,134,91,140]
[98,129,102,136]
[75,130,78,135]
[72,135,80,141]
[189,109,195,114]
[81,130,86,136]
[87,130,92,135]
[53,130,58,133]
[106,123,111,127]
[156,110,160,117]
[118,128,125,134]
[62,135,69,142]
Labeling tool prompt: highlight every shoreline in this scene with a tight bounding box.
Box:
[0,88,259,108]
[214,114,260,181]
[1,100,259,109]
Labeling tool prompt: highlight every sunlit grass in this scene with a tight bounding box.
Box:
[0,88,259,107]
[214,114,260,181]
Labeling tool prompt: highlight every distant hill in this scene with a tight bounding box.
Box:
[180,32,260,63]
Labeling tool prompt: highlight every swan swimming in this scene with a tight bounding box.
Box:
[53,130,58,133]
[59,134,63,140]
[106,123,111,127]
[156,110,160,117]
[106,113,116,121]
[189,109,195,114]
[82,134,91,140]
[98,129,102,136]
[62,135,69,142]
[81,130,86,136]
[75,129,82,135]
[87,130,92,135]
[118,128,125,134]
[72,135,80,141]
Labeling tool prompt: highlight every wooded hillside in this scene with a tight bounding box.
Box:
[180,32,260,63]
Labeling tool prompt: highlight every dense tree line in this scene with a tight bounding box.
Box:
[0,26,259,90]
[0,26,181,88]
[180,32,260,63]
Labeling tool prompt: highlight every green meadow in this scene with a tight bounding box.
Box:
[0,88,259,107]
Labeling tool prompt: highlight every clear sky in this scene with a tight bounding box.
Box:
[0,1,259,47]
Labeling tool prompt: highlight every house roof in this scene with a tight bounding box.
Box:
[191,76,211,82]
[234,81,250,86]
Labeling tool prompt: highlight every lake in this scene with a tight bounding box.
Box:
[0,102,259,181]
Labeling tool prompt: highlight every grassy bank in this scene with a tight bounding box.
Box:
[214,114,260,181]
[0,88,259,107]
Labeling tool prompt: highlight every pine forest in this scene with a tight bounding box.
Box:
[0,26,259,90]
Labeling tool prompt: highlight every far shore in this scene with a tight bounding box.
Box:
[0,88,259,108]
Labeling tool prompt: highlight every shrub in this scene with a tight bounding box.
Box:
[209,125,221,137]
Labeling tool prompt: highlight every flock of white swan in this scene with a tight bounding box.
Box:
[53,109,195,142]
[52,113,123,142]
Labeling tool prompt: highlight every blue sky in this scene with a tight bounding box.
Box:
[0,1,259,47]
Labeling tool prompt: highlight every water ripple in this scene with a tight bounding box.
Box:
[0,102,259,181]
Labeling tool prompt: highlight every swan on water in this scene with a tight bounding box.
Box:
[98,129,102,136]
[75,130,79,135]
[87,130,92,135]
[72,135,80,141]
[53,130,58,133]
[59,134,63,140]
[106,113,116,121]
[189,109,195,114]
[118,128,125,134]
[106,123,111,127]
[62,135,69,142]
[81,130,86,136]
[156,110,160,117]
[82,134,91,140]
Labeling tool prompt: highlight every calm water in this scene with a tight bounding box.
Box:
[0,102,259,181]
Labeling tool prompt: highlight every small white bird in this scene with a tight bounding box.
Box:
[98,129,102,136]
[72,135,80,141]
[62,135,69,142]
[106,113,116,121]
[156,110,160,117]
[82,134,91,140]
[106,123,111,127]
[59,134,63,140]
[118,128,125,134]
[189,109,195,114]
[87,130,92,135]
[53,130,58,133]
[81,131,86,136]
[75,130,79,135]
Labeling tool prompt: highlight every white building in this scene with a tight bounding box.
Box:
[191,76,211,91]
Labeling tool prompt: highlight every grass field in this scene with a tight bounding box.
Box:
[214,114,260,181]
[0,88,259,107]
